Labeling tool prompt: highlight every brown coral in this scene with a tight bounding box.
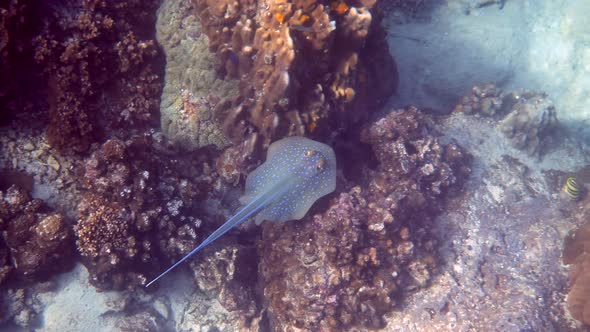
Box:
[0,185,74,284]
[259,107,470,330]
[72,135,264,322]
[74,137,215,290]
[33,0,163,152]
[194,0,397,146]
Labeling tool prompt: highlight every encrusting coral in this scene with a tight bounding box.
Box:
[194,0,398,146]
[156,0,240,151]
[0,185,74,284]
[259,107,471,330]
[33,0,164,152]
[72,135,264,324]
[73,136,214,290]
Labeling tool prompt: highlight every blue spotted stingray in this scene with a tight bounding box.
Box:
[146,136,336,287]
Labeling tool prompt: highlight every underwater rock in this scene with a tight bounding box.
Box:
[193,0,397,146]
[0,125,82,217]
[74,137,216,290]
[178,289,264,332]
[0,185,74,283]
[0,287,43,329]
[33,0,163,152]
[453,83,507,117]
[454,84,558,157]
[386,108,586,331]
[499,94,558,157]
[0,246,11,285]
[189,243,259,322]
[563,217,590,326]
[156,0,239,151]
[259,107,470,330]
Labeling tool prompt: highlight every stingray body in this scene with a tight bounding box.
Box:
[146,136,336,287]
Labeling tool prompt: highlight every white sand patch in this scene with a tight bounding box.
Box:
[387,0,590,140]
[37,264,122,332]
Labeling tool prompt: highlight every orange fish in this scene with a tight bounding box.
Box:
[330,1,349,15]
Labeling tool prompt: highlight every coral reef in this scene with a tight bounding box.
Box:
[73,133,261,320]
[156,0,239,150]
[0,185,74,283]
[193,0,397,146]
[73,136,216,290]
[405,109,587,330]
[563,219,590,326]
[33,0,164,152]
[454,83,558,157]
[189,242,259,325]
[116,312,168,332]
[259,107,470,330]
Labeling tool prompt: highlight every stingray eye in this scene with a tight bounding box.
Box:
[315,158,325,171]
[305,149,317,157]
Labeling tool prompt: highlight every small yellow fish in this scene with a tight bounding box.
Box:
[563,176,584,201]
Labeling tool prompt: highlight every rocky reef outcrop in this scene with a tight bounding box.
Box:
[563,202,590,327]
[259,107,471,330]
[0,185,74,284]
[188,0,397,148]
[454,83,558,157]
[73,136,217,290]
[33,0,164,153]
[189,242,260,328]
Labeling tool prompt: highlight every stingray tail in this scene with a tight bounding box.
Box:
[145,192,274,287]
